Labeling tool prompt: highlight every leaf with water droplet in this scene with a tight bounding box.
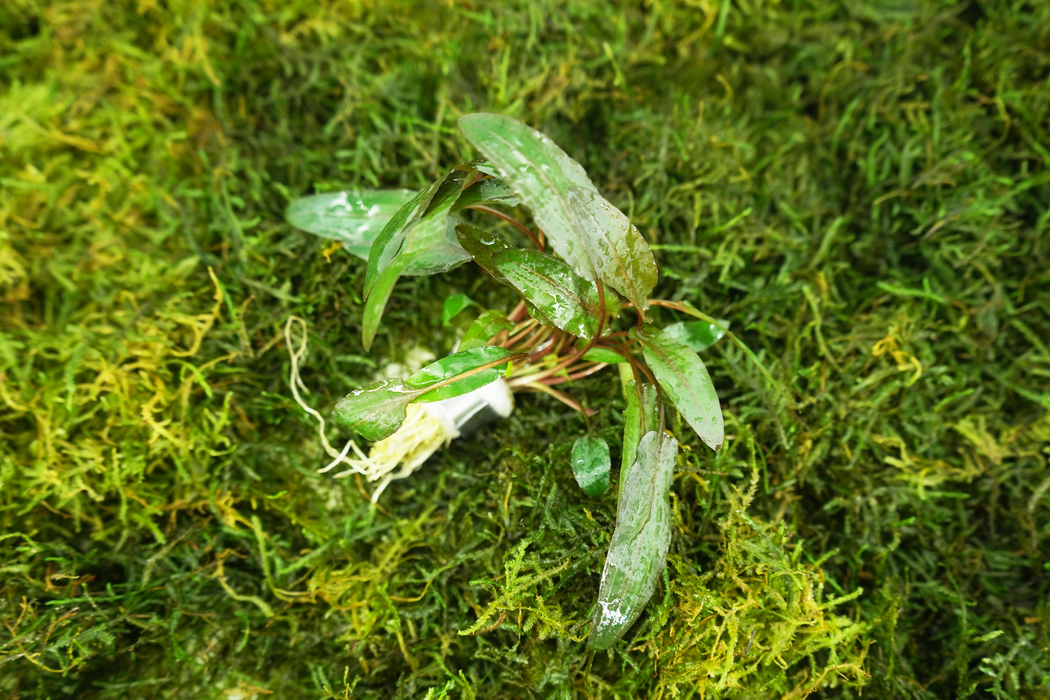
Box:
[635,326,724,451]
[459,114,656,308]
[619,380,659,501]
[571,436,610,497]
[662,319,729,352]
[456,225,618,339]
[589,429,677,650]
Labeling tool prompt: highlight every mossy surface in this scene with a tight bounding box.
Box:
[2,1,1048,697]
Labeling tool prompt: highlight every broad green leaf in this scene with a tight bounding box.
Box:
[456,225,618,339]
[442,293,475,326]
[285,189,416,259]
[459,113,656,309]
[571,437,610,497]
[332,379,419,442]
[663,319,729,352]
[636,326,724,451]
[589,430,677,650]
[407,346,512,404]
[619,380,659,501]
[459,310,514,351]
[581,347,626,364]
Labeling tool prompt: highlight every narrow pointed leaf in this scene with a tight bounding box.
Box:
[332,379,420,442]
[459,113,656,308]
[456,225,618,339]
[636,326,724,451]
[663,319,729,352]
[364,166,473,297]
[362,263,406,351]
[571,437,610,497]
[589,430,677,650]
[619,380,659,501]
[286,189,417,259]
[459,310,514,351]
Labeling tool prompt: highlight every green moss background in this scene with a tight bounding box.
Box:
[1,1,1048,697]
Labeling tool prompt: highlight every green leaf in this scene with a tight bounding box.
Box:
[455,225,618,339]
[361,167,474,349]
[581,347,626,364]
[451,174,521,211]
[619,380,659,501]
[589,429,677,650]
[636,326,724,451]
[565,186,657,309]
[332,379,419,442]
[459,113,656,309]
[362,263,405,353]
[285,189,416,259]
[442,293,475,326]
[662,319,729,352]
[571,437,610,497]
[459,310,514,351]
[332,348,514,440]
[406,346,512,403]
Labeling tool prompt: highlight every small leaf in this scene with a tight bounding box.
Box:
[406,346,512,403]
[619,380,659,501]
[459,113,656,309]
[662,319,729,352]
[285,189,417,259]
[332,379,420,442]
[459,310,514,351]
[581,347,626,364]
[456,225,618,339]
[442,294,475,326]
[571,437,610,497]
[589,430,677,650]
[636,326,724,451]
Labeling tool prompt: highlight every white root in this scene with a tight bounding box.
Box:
[284,316,454,502]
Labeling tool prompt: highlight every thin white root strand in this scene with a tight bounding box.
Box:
[285,316,454,502]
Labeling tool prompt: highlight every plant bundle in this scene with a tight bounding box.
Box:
[287,113,768,649]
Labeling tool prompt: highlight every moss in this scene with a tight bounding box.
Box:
[1,0,1048,697]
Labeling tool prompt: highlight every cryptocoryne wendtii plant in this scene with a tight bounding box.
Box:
[286,113,773,649]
